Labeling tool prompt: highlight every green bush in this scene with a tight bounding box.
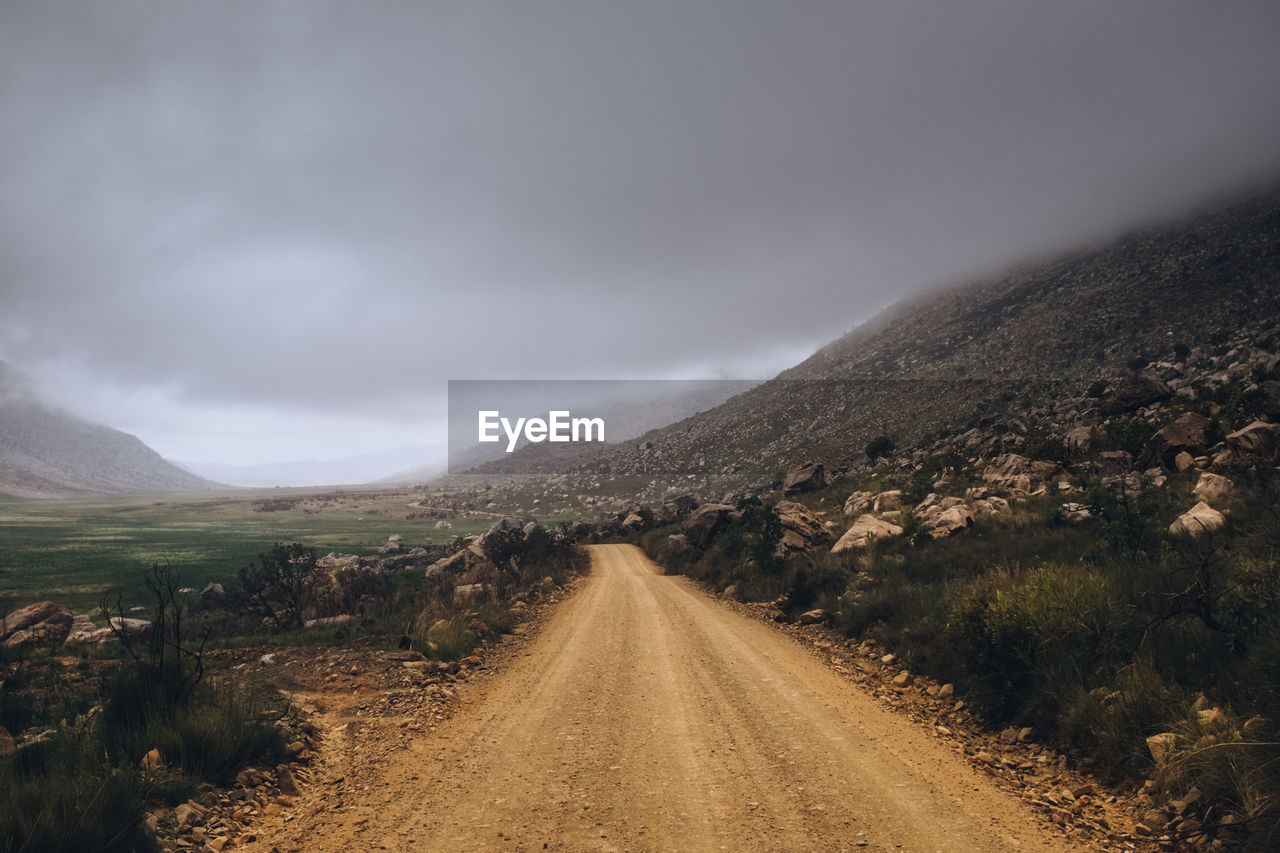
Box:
[945,565,1117,724]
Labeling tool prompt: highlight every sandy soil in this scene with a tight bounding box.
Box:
[243,544,1083,852]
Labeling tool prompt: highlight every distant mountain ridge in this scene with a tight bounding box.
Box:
[0,362,215,498]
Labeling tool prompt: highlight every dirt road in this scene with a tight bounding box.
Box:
[250,544,1078,852]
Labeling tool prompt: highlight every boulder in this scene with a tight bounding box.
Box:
[433,519,453,529]
[1169,502,1227,537]
[782,463,828,496]
[1058,503,1092,524]
[1064,426,1093,454]
[453,583,489,604]
[1,601,73,649]
[797,609,828,625]
[1173,451,1196,471]
[682,503,737,549]
[1140,412,1211,468]
[843,491,874,516]
[1103,368,1171,413]
[832,515,903,552]
[425,548,471,578]
[1092,451,1133,478]
[1227,420,1280,460]
[918,504,973,539]
[61,613,98,646]
[972,495,1010,516]
[620,512,646,532]
[303,614,356,629]
[486,516,528,536]
[1192,471,1234,503]
[871,490,903,513]
[199,582,227,603]
[774,501,829,552]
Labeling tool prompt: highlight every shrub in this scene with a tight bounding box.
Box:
[0,730,154,853]
[864,434,896,459]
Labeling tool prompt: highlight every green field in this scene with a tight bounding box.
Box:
[0,489,497,616]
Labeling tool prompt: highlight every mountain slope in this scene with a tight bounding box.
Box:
[0,363,215,498]
[494,185,1280,502]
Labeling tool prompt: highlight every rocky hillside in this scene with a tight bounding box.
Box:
[0,361,214,498]
[487,185,1280,509]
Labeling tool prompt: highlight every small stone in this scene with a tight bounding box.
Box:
[140,747,163,771]
[892,670,912,687]
[938,683,954,699]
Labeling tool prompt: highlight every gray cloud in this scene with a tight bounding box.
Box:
[2,1,1279,463]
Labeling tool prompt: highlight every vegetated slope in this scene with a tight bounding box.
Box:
[537,186,1280,501]
[0,361,214,498]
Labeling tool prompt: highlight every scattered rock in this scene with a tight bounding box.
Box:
[798,609,828,625]
[831,514,904,552]
[140,748,163,771]
[1146,732,1178,766]
[1169,501,1227,537]
[1192,471,1234,503]
[1058,502,1092,524]
[843,491,874,516]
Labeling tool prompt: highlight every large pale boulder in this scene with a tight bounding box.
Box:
[1169,502,1227,537]
[832,515,903,552]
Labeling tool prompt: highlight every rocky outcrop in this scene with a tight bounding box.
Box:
[1169,502,1227,537]
[1,600,73,649]
[832,515,903,552]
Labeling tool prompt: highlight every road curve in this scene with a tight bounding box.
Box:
[257,544,1077,852]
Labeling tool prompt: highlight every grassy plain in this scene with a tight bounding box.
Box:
[0,488,495,616]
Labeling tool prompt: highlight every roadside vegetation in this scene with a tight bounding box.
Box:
[636,441,1280,848]
[1,517,587,851]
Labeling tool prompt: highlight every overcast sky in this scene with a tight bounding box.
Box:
[2,1,1280,467]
